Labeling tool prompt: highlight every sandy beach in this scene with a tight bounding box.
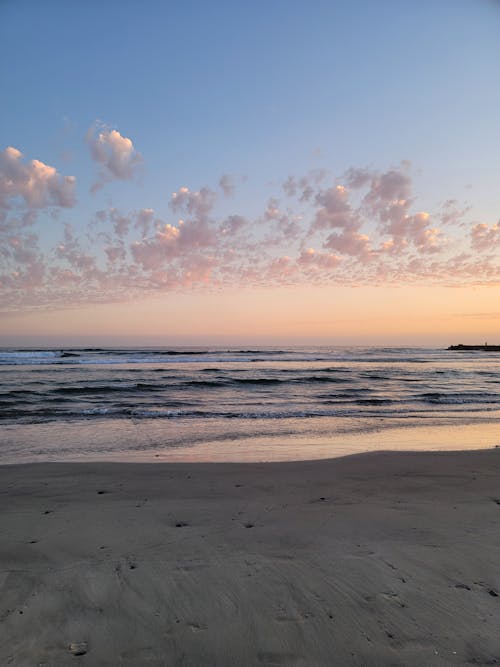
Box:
[1,449,500,666]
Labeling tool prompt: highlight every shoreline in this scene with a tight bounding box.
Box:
[2,449,500,665]
[2,418,500,465]
[1,443,500,468]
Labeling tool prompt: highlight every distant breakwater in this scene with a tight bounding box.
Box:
[448,344,500,351]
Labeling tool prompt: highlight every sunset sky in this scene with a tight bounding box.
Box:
[1,0,499,345]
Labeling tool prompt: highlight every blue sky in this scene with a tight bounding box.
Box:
[3,0,499,205]
[1,0,499,342]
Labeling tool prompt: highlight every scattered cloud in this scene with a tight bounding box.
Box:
[470,221,500,251]
[312,185,356,231]
[0,146,76,218]
[86,123,142,191]
[1,153,499,312]
[170,185,217,220]
[298,247,342,270]
[324,229,373,258]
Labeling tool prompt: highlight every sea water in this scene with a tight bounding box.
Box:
[0,346,499,463]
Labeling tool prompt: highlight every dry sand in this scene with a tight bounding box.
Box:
[1,449,500,666]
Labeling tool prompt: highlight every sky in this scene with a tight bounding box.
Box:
[1,0,499,345]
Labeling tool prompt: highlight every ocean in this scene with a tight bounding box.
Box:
[1,346,499,463]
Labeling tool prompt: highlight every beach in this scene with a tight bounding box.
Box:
[1,449,500,666]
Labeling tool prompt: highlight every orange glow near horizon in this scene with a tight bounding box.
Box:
[2,284,499,346]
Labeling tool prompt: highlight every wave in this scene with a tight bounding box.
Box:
[232,378,284,385]
[3,401,500,425]
[183,380,227,387]
[417,391,500,404]
[0,346,441,366]
[301,375,352,383]
[51,382,164,394]
[0,350,61,364]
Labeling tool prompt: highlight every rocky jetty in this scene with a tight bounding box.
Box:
[448,344,500,351]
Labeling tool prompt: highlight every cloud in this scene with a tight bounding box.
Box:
[452,311,500,320]
[108,207,131,238]
[54,224,97,273]
[343,167,372,190]
[439,199,471,226]
[470,221,500,250]
[298,247,342,270]
[264,197,283,221]
[364,168,412,206]
[135,208,155,238]
[104,245,127,263]
[324,229,373,258]
[283,169,329,202]
[380,210,445,254]
[408,213,444,253]
[131,224,181,270]
[218,174,235,197]
[0,229,46,293]
[2,158,500,312]
[0,146,76,217]
[312,185,357,232]
[266,256,296,280]
[86,124,142,191]
[130,215,216,272]
[220,214,247,235]
[170,185,217,220]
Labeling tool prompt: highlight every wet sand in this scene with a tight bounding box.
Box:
[1,449,500,666]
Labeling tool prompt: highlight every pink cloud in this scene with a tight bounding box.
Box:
[135,208,155,237]
[471,221,500,250]
[104,245,127,263]
[220,214,247,235]
[343,167,372,190]
[324,229,373,258]
[54,225,97,273]
[0,146,76,217]
[313,185,355,231]
[2,158,500,312]
[364,167,412,206]
[267,256,296,280]
[298,247,342,269]
[381,210,445,254]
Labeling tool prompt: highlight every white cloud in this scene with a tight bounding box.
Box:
[0,146,76,217]
[86,124,142,191]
